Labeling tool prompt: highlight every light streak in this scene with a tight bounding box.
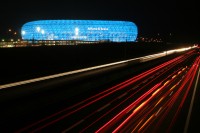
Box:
[0,46,194,89]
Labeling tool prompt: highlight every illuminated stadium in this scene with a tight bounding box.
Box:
[21,20,138,42]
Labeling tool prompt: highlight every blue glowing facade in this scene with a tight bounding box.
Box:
[21,20,138,42]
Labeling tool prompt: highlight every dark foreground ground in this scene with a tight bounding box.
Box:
[0,42,199,132]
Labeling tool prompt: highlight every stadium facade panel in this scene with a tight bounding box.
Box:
[21,20,138,42]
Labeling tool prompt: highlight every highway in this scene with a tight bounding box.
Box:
[0,47,199,132]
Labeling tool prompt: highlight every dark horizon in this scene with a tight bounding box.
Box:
[0,0,199,42]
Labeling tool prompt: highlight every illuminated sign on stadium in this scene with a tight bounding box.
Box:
[87,27,108,31]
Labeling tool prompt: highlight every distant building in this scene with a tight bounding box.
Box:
[21,20,138,42]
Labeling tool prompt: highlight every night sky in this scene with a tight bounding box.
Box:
[0,0,199,42]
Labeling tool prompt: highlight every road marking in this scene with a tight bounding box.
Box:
[118,92,127,99]
[155,107,162,116]
[62,119,84,133]
[97,103,110,112]
[184,65,200,133]
[150,75,155,79]
[142,80,148,84]
[132,85,139,90]
[169,91,173,96]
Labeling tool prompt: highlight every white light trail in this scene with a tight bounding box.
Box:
[0,46,195,89]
